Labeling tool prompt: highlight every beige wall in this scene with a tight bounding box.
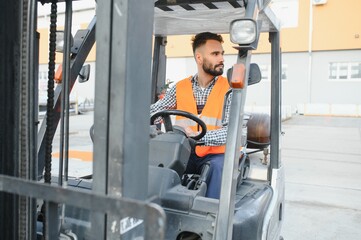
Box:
[38,28,64,64]
[38,0,361,62]
[80,23,97,62]
[38,23,96,64]
[165,0,361,56]
[166,34,243,57]
[280,0,310,52]
[312,0,361,51]
[278,0,361,52]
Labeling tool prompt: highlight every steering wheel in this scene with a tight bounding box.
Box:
[150,109,207,140]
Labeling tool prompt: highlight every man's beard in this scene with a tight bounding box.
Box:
[202,60,224,76]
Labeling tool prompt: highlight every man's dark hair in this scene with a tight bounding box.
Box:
[192,32,223,54]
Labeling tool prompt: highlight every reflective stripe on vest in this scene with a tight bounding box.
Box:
[175,116,222,128]
[175,76,230,157]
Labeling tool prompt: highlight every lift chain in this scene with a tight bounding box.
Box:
[19,0,30,238]
[41,3,59,238]
[44,1,57,184]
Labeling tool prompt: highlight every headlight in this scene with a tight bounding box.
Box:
[230,19,257,45]
[56,31,74,53]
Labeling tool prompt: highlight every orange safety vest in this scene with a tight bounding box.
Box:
[175,76,230,157]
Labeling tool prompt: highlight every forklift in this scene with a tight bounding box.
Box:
[0,0,284,239]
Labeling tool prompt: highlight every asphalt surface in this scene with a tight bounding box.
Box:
[54,112,361,240]
[280,115,361,240]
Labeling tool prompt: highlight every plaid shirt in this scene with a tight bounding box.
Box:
[150,75,232,146]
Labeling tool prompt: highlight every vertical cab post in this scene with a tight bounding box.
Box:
[270,31,282,174]
[215,0,259,238]
[151,36,167,103]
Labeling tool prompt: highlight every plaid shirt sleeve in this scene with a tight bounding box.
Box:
[201,91,232,146]
[150,86,176,123]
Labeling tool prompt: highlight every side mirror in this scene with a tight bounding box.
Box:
[89,124,94,143]
[227,63,262,87]
[78,64,91,83]
[248,63,262,86]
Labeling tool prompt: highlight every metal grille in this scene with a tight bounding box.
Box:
[155,0,246,11]
[153,0,279,35]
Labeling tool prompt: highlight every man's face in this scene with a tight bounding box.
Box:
[198,39,225,76]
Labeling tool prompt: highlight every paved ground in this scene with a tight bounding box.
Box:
[280,115,361,240]
[53,112,361,239]
[48,111,94,177]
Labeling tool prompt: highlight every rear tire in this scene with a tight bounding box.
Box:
[177,232,202,240]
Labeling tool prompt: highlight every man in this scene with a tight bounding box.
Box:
[150,32,232,199]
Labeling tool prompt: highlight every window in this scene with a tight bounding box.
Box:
[281,65,287,80]
[38,71,48,90]
[38,70,49,105]
[350,63,361,79]
[259,64,287,81]
[328,62,361,81]
[329,63,337,79]
[339,63,348,79]
[260,65,269,81]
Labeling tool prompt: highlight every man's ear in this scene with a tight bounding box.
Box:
[195,52,202,64]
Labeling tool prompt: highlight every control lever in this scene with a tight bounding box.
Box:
[194,163,210,190]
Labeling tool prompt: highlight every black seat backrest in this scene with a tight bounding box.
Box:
[149,133,191,178]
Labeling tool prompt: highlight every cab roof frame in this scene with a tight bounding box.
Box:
[153,0,280,35]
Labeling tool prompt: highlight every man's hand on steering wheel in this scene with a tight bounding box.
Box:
[175,124,198,138]
[150,109,207,141]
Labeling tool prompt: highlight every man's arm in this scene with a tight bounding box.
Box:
[150,85,176,115]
